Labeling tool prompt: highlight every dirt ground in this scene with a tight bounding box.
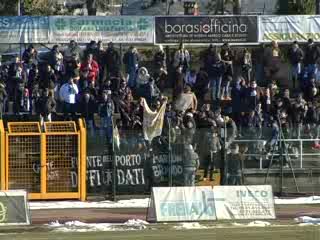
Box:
[30,204,320,224]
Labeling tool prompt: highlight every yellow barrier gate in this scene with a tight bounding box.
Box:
[0,120,4,190]
[4,120,86,201]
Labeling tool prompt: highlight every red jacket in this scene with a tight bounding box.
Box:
[80,60,99,82]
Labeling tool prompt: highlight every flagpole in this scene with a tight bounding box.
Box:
[168,119,172,187]
[112,118,117,201]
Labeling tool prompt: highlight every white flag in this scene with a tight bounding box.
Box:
[142,98,167,142]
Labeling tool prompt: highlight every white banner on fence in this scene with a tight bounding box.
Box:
[0,190,31,225]
[259,15,320,42]
[0,16,49,43]
[213,185,276,220]
[49,16,154,43]
[147,187,216,222]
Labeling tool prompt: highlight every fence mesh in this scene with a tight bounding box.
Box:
[8,122,40,133]
[46,134,78,193]
[8,135,41,193]
[44,122,77,133]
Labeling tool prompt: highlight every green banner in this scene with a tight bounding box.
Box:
[49,16,154,43]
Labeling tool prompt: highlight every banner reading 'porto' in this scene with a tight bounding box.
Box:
[49,16,154,43]
[155,16,258,44]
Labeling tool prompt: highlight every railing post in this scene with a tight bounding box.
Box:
[300,139,303,169]
[0,120,5,190]
[40,133,47,198]
[79,119,87,202]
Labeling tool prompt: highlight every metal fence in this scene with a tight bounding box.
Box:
[84,126,320,197]
[3,120,87,201]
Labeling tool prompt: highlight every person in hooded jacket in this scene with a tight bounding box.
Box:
[204,126,221,181]
[80,91,96,137]
[288,41,304,89]
[103,42,121,78]
[226,143,242,185]
[153,45,166,75]
[123,46,140,88]
[246,80,262,112]
[99,90,115,144]
[183,144,199,186]
[0,82,7,118]
[38,88,56,122]
[304,38,320,76]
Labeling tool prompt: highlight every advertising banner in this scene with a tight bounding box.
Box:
[213,185,276,220]
[147,186,216,222]
[155,16,258,44]
[259,15,320,42]
[0,16,49,43]
[49,16,154,43]
[0,190,30,225]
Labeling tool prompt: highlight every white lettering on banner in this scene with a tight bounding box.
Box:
[0,18,10,28]
[152,165,183,178]
[88,170,101,187]
[71,168,145,188]
[148,187,216,222]
[72,155,108,169]
[237,190,268,198]
[165,19,247,34]
[32,161,59,181]
[117,169,145,185]
[71,171,77,188]
[152,154,183,181]
[115,154,142,167]
[213,185,276,220]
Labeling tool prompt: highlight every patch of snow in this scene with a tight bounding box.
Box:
[232,222,244,226]
[274,196,320,205]
[173,222,208,230]
[48,220,62,227]
[47,219,148,233]
[232,221,271,227]
[247,221,271,227]
[298,223,315,226]
[124,219,149,229]
[295,216,320,225]
[30,198,149,210]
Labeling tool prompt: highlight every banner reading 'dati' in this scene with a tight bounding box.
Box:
[49,16,154,43]
[0,190,30,225]
[259,15,320,42]
[155,16,258,44]
[0,16,49,43]
[214,185,276,220]
[147,187,216,222]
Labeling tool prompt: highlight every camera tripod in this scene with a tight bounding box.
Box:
[264,119,299,195]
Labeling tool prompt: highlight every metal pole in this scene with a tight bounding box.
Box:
[223,119,227,185]
[18,0,21,16]
[221,0,224,15]
[317,0,320,14]
[300,139,303,168]
[112,119,117,201]
[168,119,172,187]
[279,126,283,196]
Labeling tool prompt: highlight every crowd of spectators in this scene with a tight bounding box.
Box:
[1,39,320,184]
